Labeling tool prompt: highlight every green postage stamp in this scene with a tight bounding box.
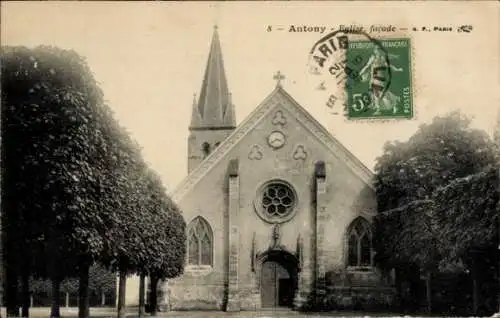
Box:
[345,38,413,119]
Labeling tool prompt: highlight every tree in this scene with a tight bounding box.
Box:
[95,118,150,318]
[373,111,497,314]
[141,171,185,315]
[2,46,121,318]
[106,165,186,318]
[375,111,496,211]
[374,111,496,263]
[374,200,437,312]
[433,167,499,313]
[88,264,116,306]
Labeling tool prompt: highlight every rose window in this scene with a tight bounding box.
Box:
[257,182,297,222]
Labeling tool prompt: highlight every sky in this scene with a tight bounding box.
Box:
[2,2,499,192]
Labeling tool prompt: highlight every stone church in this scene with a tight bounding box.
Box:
[158,27,396,311]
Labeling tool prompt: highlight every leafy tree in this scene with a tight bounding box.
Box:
[140,171,185,316]
[374,200,438,312]
[373,111,497,314]
[2,46,119,318]
[88,264,116,297]
[375,200,437,270]
[28,264,115,306]
[374,111,496,264]
[94,118,149,318]
[433,167,499,313]
[434,167,498,262]
[107,165,186,318]
[375,111,496,211]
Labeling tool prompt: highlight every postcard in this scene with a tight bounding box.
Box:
[2,2,500,317]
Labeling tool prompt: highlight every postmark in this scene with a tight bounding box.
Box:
[308,30,413,119]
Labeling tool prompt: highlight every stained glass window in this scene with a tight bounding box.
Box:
[187,217,213,266]
[347,217,373,267]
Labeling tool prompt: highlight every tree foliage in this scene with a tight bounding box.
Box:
[29,264,116,294]
[375,111,496,212]
[373,111,499,314]
[374,200,438,270]
[374,112,497,267]
[434,167,498,262]
[2,45,113,272]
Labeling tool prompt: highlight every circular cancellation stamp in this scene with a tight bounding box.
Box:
[308,30,413,120]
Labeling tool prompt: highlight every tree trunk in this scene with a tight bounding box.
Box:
[394,267,404,312]
[138,273,145,318]
[50,277,61,318]
[101,291,105,306]
[117,271,127,318]
[5,262,19,317]
[65,292,69,308]
[472,257,479,315]
[425,272,432,314]
[78,263,90,318]
[20,272,29,318]
[149,275,159,316]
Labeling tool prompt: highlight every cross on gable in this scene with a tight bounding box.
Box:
[273,71,285,87]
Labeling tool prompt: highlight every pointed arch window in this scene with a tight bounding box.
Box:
[187,217,213,266]
[347,217,373,267]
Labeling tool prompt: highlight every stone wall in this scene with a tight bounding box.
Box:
[300,268,397,312]
[322,286,396,311]
[169,284,226,311]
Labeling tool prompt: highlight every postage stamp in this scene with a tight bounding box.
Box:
[346,38,413,119]
[308,31,413,120]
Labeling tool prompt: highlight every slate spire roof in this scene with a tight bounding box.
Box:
[190,26,236,129]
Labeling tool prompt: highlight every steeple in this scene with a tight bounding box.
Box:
[187,26,237,173]
[190,25,236,129]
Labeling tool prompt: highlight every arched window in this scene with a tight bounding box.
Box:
[347,217,372,267]
[187,216,213,266]
[202,142,211,158]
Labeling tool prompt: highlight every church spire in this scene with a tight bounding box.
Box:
[187,26,237,173]
[191,25,235,129]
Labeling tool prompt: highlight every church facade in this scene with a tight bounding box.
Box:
[161,27,396,311]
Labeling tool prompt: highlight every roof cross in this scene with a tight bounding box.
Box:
[273,71,285,87]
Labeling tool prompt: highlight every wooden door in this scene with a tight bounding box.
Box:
[261,261,290,308]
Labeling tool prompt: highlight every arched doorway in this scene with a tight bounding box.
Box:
[260,250,298,308]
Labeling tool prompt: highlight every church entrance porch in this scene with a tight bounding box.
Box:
[259,250,298,309]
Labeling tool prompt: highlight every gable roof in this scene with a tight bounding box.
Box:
[172,86,375,202]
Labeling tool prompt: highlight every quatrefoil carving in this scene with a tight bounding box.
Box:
[272,110,287,126]
[293,145,307,161]
[248,145,263,160]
